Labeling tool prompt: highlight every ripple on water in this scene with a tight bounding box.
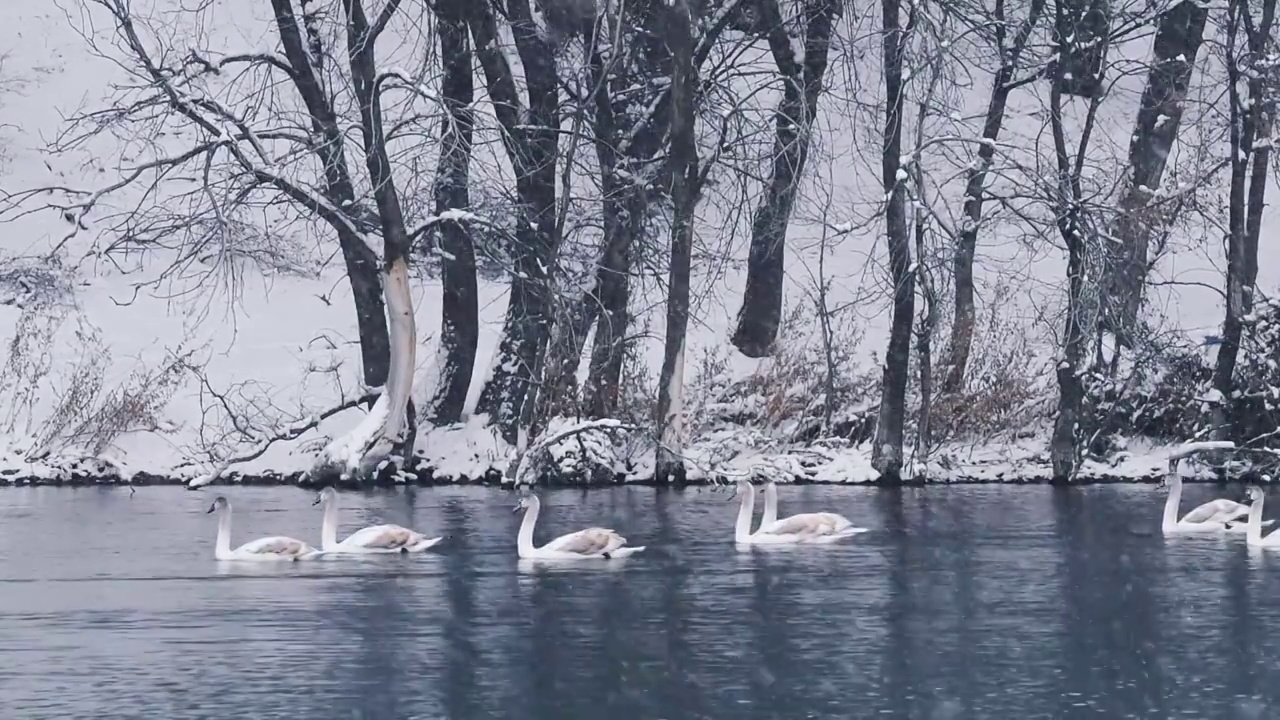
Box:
[2,484,1280,719]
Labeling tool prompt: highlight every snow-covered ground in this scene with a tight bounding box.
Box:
[0,1,1275,486]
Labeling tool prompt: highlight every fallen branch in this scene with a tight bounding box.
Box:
[187,391,379,488]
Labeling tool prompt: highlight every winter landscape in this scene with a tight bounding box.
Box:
[1,0,1278,487]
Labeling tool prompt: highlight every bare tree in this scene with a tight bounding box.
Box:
[427,0,479,425]
[941,0,1045,392]
[1104,0,1211,347]
[469,0,562,445]
[17,0,441,478]
[1212,0,1276,438]
[729,0,842,358]
[655,0,700,483]
[872,0,917,482]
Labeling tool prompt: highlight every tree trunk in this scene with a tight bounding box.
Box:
[428,0,479,425]
[730,0,840,358]
[1047,76,1105,480]
[1105,0,1208,345]
[942,0,1044,392]
[871,0,915,482]
[584,189,643,418]
[655,0,699,484]
[468,0,560,444]
[344,0,416,448]
[339,230,392,388]
[1213,0,1275,438]
[270,0,389,388]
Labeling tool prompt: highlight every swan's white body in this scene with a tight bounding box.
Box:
[514,494,645,560]
[734,481,861,545]
[1245,487,1280,548]
[1161,473,1266,535]
[314,488,442,554]
[207,497,319,561]
[758,481,868,540]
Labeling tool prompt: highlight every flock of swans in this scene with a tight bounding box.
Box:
[1161,472,1280,546]
[206,470,1280,561]
[206,480,867,562]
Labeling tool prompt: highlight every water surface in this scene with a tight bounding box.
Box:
[3,484,1280,719]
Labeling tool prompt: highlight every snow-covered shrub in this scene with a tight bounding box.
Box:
[689,309,878,442]
[1080,339,1209,452]
[930,294,1054,443]
[1227,295,1280,444]
[1080,295,1280,465]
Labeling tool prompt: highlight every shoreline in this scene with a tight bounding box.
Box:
[0,469,1239,488]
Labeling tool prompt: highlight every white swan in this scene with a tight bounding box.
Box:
[514,493,645,560]
[207,496,320,561]
[313,487,442,554]
[1161,472,1265,535]
[759,481,868,539]
[1244,487,1280,548]
[733,480,858,545]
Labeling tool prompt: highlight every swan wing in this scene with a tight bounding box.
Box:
[1182,499,1242,524]
[344,524,420,550]
[763,513,843,537]
[543,528,625,555]
[237,536,314,557]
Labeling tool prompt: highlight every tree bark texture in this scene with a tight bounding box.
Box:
[468,0,560,444]
[1105,0,1208,345]
[343,0,417,447]
[871,0,915,482]
[428,0,479,425]
[730,0,840,358]
[655,0,699,484]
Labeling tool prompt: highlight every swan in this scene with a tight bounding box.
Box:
[1161,472,1266,535]
[733,480,858,545]
[313,487,442,554]
[513,493,645,560]
[207,496,320,561]
[759,481,868,539]
[1244,487,1280,548]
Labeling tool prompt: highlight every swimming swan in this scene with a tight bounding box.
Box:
[1161,472,1266,535]
[313,487,442,554]
[759,481,868,539]
[1244,487,1280,548]
[207,496,320,561]
[734,480,859,544]
[513,493,645,560]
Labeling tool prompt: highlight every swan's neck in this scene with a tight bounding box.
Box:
[517,497,540,554]
[215,508,232,559]
[762,483,778,529]
[321,498,339,550]
[735,489,755,542]
[1162,475,1182,530]
[1249,494,1265,544]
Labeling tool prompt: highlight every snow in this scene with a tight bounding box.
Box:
[1,0,1278,487]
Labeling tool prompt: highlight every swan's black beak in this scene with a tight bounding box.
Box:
[512,504,522,513]
[312,495,322,506]
[205,504,216,514]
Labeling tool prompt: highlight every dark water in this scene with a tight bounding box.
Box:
[3,484,1280,719]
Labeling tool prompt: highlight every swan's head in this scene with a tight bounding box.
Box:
[513,493,538,513]
[313,487,337,506]
[1248,486,1265,502]
[732,480,755,501]
[206,496,229,514]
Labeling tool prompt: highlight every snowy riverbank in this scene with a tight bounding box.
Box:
[0,433,1237,488]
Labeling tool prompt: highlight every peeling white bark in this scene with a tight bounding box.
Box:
[318,257,416,477]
